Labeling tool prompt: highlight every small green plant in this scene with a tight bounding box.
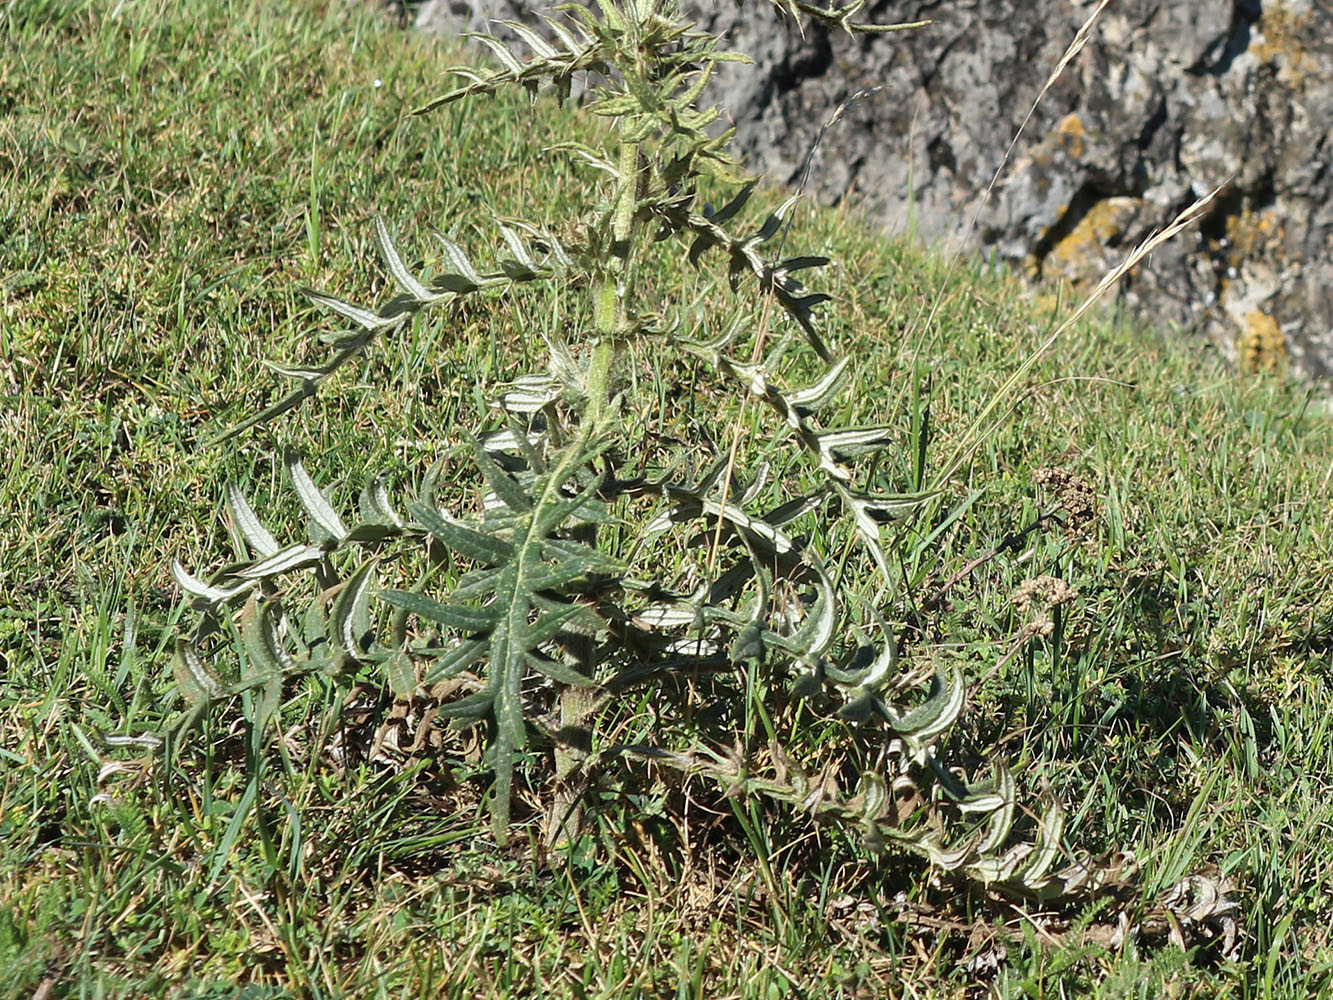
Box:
[172,0,1102,897]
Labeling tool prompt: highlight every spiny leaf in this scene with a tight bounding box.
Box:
[539,536,626,576]
[225,484,279,558]
[1017,802,1066,888]
[424,638,488,684]
[241,599,293,676]
[358,475,404,529]
[436,688,496,720]
[705,181,756,224]
[501,19,557,59]
[531,474,612,538]
[375,217,435,302]
[816,425,896,463]
[471,437,533,513]
[451,567,504,602]
[524,650,598,687]
[753,560,836,664]
[433,234,484,289]
[518,563,586,594]
[173,639,223,704]
[785,356,851,412]
[472,33,526,76]
[330,561,377,661]
[171,560,255,604]
[385,649,417,698]
[761,493,826,527]
[344,521,404,543]
[971,767,1017,855]
[305,290,400,332]
[518,601,594,648]
[381,589,499,632]
[881,664,966,758]
[589,92,642,117]
[285,452,348,542]
[237,543,326,580]
[776,254,831,274]
[543,14,587,56]
[410,502,514,565]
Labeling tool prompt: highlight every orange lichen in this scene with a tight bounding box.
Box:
[1252,2,1315,85]
[1052,114,1086,158]
[1221,206,1284,265]
[1043,196,1142,288]
[1238,310,1288,374]
[1027,114,1088,171]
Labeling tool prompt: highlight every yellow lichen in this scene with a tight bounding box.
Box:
[1221,205,1284,265]
[1238,310,1288,375]
[1252,2,1314,85]
[1043,196,1142,289]
[1052,114,1086,158]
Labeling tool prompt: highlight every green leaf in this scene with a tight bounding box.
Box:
[881,664,966,758]
[237,543,325,580]
[471,437,533,513]
[451,567,503,601]
[544,15,586,56]
[345,523,400,543]
[501,19,558,59]
[285,452,348,541]
[785,356,851,412]
[524,650,597,688]
[173,639,222,704]
[816,425,896,462]
[255,672,283,737]
[433,234,484,289]
[760,560,836,663]
[776,255,831,274]
[375,216,435,302]
[305,289,400,332]
[591,0,626,31]
[436,688,495,720]
[705,181,756,224]
[499,258,538,281]
[519,601,592,648]
[410,501,514,565]
[171,560,255,604]
[330,561,377,660]
[1018,802,1065,887]
[971,766,1017,855]
[424,638,488,684]
[761,493,826,528]
[523,561,598,593]
[531,471,612,538]
[385,649,416,697]
[225,484,280,558]
[241,599,292,676]
[472,33,526,76]
[840,486,936,525]
[358,475,404,528]
[537,536,625,576]
[588,92,641,117]
[380,589,499,632]
[495,224,535,272]
[551,141,620,175]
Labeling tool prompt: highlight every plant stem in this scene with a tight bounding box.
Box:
[548,138,635,844]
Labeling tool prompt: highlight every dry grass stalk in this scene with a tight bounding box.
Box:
[939,182,1227,481]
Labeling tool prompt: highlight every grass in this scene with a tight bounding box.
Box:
[4,0,1333,995]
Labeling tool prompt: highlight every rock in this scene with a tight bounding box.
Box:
[414,0,1333,382]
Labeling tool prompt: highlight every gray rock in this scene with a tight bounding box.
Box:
[415,0,1333,381]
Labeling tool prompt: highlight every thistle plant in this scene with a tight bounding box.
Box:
[171,0,1105,897]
